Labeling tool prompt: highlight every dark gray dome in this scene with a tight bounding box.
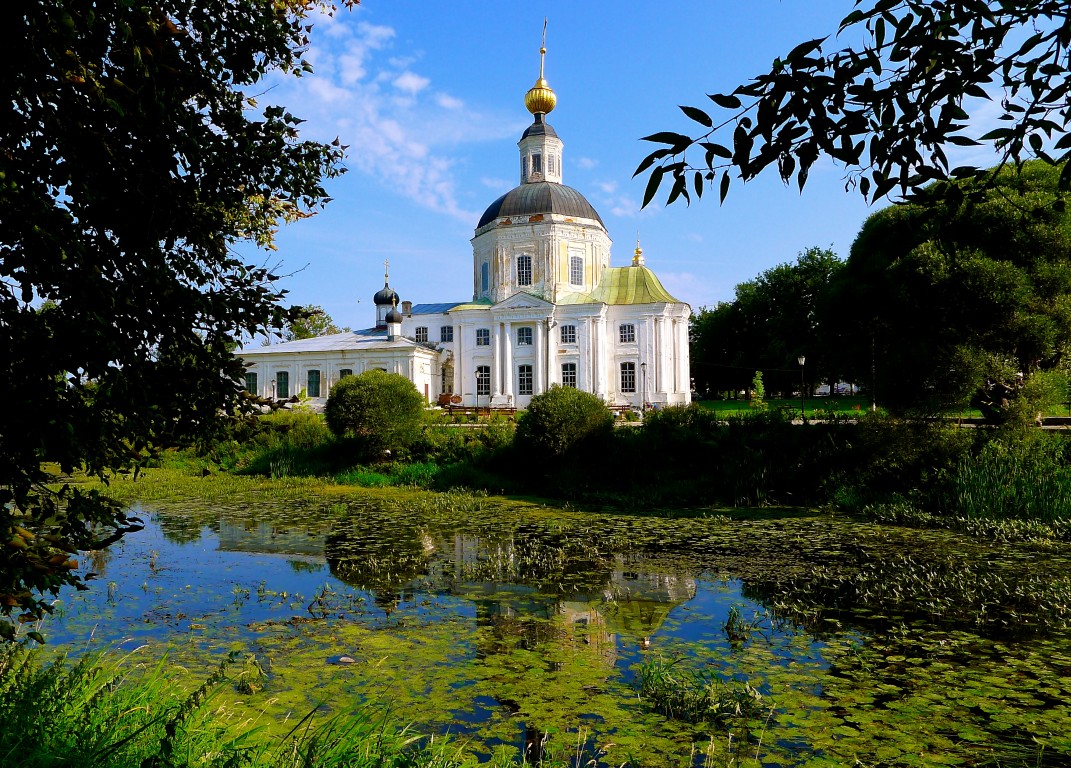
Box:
[520,116,558,140]
[373,283,399,306]
[385,307,403,324]
[477,182,604,229]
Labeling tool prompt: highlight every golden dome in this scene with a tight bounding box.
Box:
[525,45,557,115]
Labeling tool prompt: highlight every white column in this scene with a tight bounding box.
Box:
[492,323,502,397]
[655,317,664,396]
[502,321,513,399]
[534,319,545,395]
[673,319,682,395]
[593,317,605,398]
[579,318,591,391]
[453,322,462,395]
[546,320,558,388]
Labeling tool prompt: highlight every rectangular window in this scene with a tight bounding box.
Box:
[619,323,636,343]
[481,262,489,293]
[620,362,637,393]
[570,255,583,286]
[532,153,542,175]
[547,154,555,176]
[518,365,533,396]
[244,372,258,395]
[415,326,428,343]
[307,369,321,398]
[517,327,533,346]
[561,363,577,388]
[476,365,491,396]
[440,325,453,343]
[476,328,490,346]
[338,369,353,380]
[517,254,532,286]
[560,324,576,344]
[276,371,289,399]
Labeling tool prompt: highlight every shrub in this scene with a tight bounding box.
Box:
[324,370,424,458]
[515,385,613,460]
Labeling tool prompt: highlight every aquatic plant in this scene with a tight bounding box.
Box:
[636,655,766,726]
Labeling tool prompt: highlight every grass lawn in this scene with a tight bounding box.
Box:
[695,396,872,418]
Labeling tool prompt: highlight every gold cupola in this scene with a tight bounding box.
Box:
[524,23,556,116]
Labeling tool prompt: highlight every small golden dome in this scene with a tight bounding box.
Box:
[525,46,556,115]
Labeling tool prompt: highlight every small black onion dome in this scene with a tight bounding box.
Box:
[385,306,403,324]
[373,283,399,306]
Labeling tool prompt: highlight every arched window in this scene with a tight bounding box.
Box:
[517,254,532,286]
[570,255,583,286]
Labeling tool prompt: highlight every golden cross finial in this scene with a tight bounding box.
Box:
[383,258,389,284]
[539,18,547,79]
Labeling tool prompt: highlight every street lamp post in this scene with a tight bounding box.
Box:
[797,355,806,421]
[641,361,648,413]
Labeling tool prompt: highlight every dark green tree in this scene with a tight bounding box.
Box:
[0,0,354,638]
[691,247,844,398]
[325,370,425,457]
[636,1,1071,206]
[515,386,614,461]
[830,161,1071,417]
[282,305,350,341]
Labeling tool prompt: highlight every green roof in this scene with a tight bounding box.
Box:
[558,266,681,306]
[447,298,493,312]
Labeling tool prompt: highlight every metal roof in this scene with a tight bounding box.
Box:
[520,117,558,140]
[557,266,682,306]
[477,182,604,229]
[409,302,466,315]
[239,328,420,355]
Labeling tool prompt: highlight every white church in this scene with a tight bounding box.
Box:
[239,45,691,411]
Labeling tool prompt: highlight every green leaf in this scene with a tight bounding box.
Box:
[708,92,742,110]
[680,105,713,128]
[719,172,730,203]
[640,132,693,153]
[641,166,665,209]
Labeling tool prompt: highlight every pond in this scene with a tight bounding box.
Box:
[44,477,1071,766]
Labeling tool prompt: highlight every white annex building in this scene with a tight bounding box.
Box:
[239,45,691,411]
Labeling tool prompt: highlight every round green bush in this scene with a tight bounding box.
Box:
[324,370,424,455]
[515,385,613,460]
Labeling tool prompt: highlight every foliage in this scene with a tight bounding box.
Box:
[948,432,1071,523]
[280,304,349,341]
[324,370,425,458]
[636,0,1071,206]
[829,162,1071,417]
[690,247,843,397]
[514,385,614,461]
[750,371,766,410]
[0,646,479,768]
[637,655,765,725]
[0,1,353,631]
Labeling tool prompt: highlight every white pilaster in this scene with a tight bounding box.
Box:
[534,320,545,395]
[502,321,514,399]
[492,323,502,397]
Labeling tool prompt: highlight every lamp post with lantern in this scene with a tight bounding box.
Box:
[797,355,806,421]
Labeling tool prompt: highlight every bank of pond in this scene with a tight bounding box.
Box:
[8,471,1071,767]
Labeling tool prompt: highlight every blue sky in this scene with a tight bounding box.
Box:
[249,0,1001,331]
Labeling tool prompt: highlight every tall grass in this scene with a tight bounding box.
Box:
[0,647,480,768]
[951,437,1071,522]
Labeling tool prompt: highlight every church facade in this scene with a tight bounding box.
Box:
[239,47,691,411]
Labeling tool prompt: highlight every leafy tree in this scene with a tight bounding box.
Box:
[690,248,844,397]
[0,0,353,637]
[283,304,350,341]
[515,386,614,460]
[636,1,1071,206]
[750,371,767,410]
[830,161,1071,417]
[325,371,425,457]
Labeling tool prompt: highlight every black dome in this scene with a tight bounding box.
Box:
[373,283,399,306]
[520,116,558,140]
[477,182,604,229]
[385,307,403,324]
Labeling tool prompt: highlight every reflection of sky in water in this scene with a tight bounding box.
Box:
[44,505,833,761]
[48,509,824,663]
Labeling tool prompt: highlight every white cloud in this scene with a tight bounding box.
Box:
[597,181,617,194]
[436,93,464,110]
[656,272,716,309]
[576,156,598,170]
[481,176,513,190]
[394,71,430,95]
[259,13,526,223]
